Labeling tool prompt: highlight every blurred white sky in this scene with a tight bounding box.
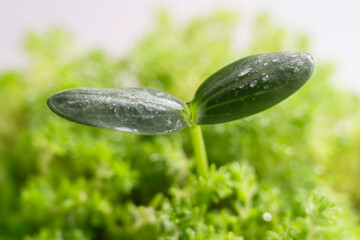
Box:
[1,0,359,92]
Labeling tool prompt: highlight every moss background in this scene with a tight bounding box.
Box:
[1,11,360,239]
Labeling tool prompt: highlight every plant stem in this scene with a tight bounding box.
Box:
[189,125,208,177]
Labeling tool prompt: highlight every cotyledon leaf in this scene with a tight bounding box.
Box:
[47,88,190,135]
[190,51,316,125]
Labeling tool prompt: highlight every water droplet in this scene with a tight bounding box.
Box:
[237,67,252,77]
[272,58,279,62]
[167,118,172,124]
[137,104,147,113]
[238,84,245,89]
[263,212,272,222]
[297,61,304,66]
[262,74,269,82]
[114,127,134,133]
[306,54,316,65]
[263,84,270,89]
[175,120,182,128]
[250,80,258,88]
[263,62,268,66]
[293,67,300,73]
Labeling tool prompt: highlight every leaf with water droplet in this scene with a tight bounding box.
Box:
[47,88,190,134]
[189,51,316,125]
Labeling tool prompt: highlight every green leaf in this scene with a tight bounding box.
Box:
[47,88,190,134]
[190,51,316,125]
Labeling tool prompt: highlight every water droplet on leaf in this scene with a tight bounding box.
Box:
[237,67,252,77]
[250,80,258,88]
[262,74,269,82]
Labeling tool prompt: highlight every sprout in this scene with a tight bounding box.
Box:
[48,51,315,176]
[48,51,315,134]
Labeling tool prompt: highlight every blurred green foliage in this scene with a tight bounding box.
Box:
[1,10,360,239]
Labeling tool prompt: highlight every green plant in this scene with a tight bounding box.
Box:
[3,11,360,240]
[48,51,315,176]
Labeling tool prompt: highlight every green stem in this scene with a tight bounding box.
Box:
[189,125,208,177]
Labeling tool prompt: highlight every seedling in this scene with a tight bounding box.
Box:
[48,51,315,177]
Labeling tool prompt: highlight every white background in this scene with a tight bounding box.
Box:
[1,0,359,92]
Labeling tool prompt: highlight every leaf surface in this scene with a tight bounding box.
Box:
[47,88,189,134]
[190,51,316,125]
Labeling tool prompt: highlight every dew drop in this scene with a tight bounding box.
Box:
[272,58,279,62]
[262,74,269,82]
[263,62,268,66]
[114,127,134,133]
[293,67,300,73]
[263,84,270,90]
[237,67,252,77]
[167,118,172,124]
[175,120,182,128]
[306,54,316,65]
[250,80,258,88]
